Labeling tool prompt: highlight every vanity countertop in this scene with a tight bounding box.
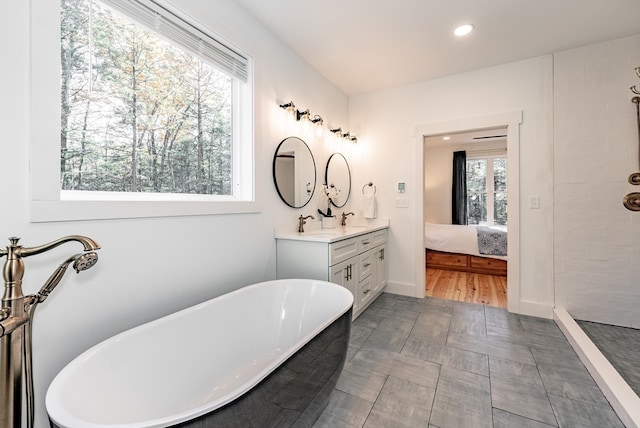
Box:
[275,222,388,243]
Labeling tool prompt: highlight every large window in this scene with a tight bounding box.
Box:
[60,0,252,199]
[466,156,507,226]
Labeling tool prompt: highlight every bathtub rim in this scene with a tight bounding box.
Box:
[46,278,354,428]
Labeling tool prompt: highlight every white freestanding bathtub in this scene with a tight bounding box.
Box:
[46,279,353,428]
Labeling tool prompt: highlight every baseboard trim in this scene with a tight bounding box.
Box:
[519,300,554,319]
[554,308,639,428]
[384,281,417,297]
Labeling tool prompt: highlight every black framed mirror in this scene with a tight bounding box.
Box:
[324,153,351,208]
[273,136,316,208]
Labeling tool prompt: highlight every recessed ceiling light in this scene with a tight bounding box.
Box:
[454,24,474,37]
[443,136,450,140]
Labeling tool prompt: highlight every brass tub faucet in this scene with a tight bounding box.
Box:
[0,235,100,428]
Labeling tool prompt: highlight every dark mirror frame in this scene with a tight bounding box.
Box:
[272,136,317,208]
[324,152,351,208]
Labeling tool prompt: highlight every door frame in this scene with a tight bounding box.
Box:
[413,111,522,313]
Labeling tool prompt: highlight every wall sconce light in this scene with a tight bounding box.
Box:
[310,115,324,126]
[328,127,356,143]
[296,109,310,121]
[279,101,296,113]
[278,100,358,143]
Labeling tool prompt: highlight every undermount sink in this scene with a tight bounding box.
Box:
[275,221,389,243]
[304,229,341,236]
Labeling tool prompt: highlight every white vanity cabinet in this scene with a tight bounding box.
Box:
[276,226,387,319]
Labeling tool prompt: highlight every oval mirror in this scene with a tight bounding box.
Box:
[325,153,351,208]
[273,136,316,208]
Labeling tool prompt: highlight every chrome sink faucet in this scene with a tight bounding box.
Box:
[298,215,314,233]
[0,235,100,428]
[341,212,355,226]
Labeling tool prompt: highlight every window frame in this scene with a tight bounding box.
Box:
[465,153,507,226]
[30,0,258,223]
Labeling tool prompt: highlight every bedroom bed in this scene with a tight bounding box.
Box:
[425,222,507,276]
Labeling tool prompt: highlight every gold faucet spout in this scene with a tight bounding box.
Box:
[298,215,315,233]
[341,212,355,226]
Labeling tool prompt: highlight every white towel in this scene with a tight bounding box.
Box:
[362,195,377,219]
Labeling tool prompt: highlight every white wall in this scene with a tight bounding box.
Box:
[348,56,555,314]
[554,35,640,328]
[0,1,348,426]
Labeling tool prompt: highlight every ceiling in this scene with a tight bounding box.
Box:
[237,0,640,96]
[424,128,507,148]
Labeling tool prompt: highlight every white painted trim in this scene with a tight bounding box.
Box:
[384,281,416,297]
[29,0,257,223]
[519,300,554,319]
[554,308,640,428]
[30,200,261,223]
[413,111,522,310]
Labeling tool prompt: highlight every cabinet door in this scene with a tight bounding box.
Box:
[329,259,358,309]
[372,245,387,294]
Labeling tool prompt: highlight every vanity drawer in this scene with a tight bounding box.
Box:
[358,250,373,281]
[329,237,359,266]
[357,276,374,308]
[370,229,387,247]
[358,234,375,252]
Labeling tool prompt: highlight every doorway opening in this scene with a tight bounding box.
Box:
[413,112,521,313]
[424,128,508,308]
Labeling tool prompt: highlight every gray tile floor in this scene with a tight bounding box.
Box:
[577,319,640,397]
[313,293,625,428]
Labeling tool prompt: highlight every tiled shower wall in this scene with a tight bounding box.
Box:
[553,34,640,328]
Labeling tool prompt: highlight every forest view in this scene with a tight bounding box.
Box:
[466,157,508,226]
[61,0,233,195]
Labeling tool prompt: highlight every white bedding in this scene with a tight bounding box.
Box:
[425,222,507,261]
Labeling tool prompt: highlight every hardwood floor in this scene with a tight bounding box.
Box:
[425,268,507,308]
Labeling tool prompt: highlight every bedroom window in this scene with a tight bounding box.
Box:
[466,156,507,226]
[60,0,252,199]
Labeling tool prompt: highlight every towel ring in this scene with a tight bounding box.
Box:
[362,182,376,196]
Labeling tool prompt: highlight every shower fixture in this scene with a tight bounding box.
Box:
[0,235,100,428]
[623,67,640,211]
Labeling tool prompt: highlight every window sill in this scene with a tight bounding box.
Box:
[30,199,261,223]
